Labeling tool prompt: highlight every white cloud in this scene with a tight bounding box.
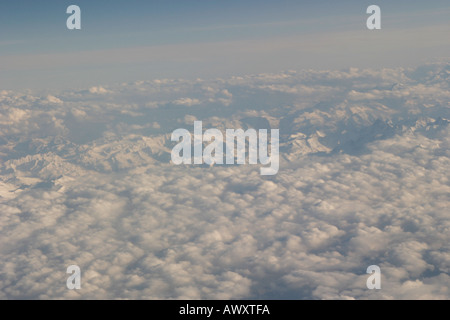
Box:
[173,98,201,106]
[0,63,449,299]
[42,95,63,105]
[88,86,110,94]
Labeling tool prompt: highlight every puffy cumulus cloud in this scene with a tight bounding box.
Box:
[172,98,201,107]
[0,63,449,299]
[41,95,63,105]
[88,86,110,95]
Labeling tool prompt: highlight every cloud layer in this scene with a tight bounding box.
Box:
[0,63,449,299]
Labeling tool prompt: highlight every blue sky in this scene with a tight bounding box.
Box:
[0,0,449,90]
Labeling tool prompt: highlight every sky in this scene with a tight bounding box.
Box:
[0,0,449,90]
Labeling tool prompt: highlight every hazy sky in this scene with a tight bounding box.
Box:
[0,0,449,90]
